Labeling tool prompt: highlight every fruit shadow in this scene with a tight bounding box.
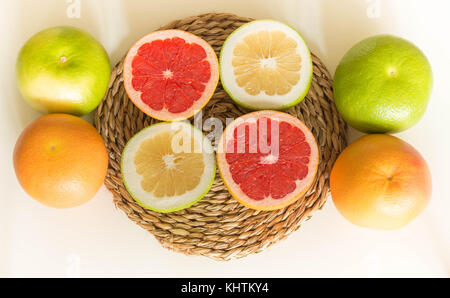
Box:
[9,0,103,130]
[319,0,397,142]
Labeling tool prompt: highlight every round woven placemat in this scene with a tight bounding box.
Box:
[94,13,347,261]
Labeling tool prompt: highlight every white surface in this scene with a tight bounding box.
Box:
[1,0,449,277]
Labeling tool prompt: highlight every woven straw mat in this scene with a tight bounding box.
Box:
[94,13,348,261]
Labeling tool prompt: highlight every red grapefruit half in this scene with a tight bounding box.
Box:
[217,111,319,211]
[123,30,219,121]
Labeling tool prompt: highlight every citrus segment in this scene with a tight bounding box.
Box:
[124,30,219,121]
[217,111,319,211]
[220,20,313,110]
[134,131,204,197]
[121,122,216,213]
[232,30,301,96]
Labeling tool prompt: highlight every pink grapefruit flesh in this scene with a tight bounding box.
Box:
[217,111,319,211]
[123,30,219,121]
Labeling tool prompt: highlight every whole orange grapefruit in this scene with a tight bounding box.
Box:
[330,134,431,230]
[13,114,108,208]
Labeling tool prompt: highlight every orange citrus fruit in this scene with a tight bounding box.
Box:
[330,134,432,230]
[13,114,108,208]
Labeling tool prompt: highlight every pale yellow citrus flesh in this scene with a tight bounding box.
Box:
[134,131,204,198]
[232,30,302,96]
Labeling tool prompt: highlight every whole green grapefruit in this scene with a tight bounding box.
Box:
[16,26,111,116]
[334,35,433,133]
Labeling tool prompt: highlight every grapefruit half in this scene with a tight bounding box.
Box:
[220,20,313,110]
[217,111,319,211]
[123,30,219,121]
[121,121,216,213]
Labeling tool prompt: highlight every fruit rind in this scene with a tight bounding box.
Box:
[330,134,432,230]
[16,26,111,116]
[220,20,313,111]
[121,121,216,213]
[333,34,433,133]
[13,114,108,209]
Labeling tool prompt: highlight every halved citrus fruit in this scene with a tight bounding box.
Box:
[121,121,216,213]
[220,20,313,110]
[123,30,219,121]
[217,111,319,211]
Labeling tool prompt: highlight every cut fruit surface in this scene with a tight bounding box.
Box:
[217,111,319,211]
[121,122,216,213]
[124,30,219,121]
[220,20,313,110]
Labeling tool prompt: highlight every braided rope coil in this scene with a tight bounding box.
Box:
[94,13,347,261]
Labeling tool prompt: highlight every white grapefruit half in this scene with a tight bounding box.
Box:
[220,20,313,110]
[121,121,216,213]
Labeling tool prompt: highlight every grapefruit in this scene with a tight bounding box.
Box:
[123,30,219,121]
[334,35,433,133]
[13,114,108,209]
[330,134,432,230]
[16,26,111,116]
[220,20,313,110]
[217,111,319,211]
[121,121,216,213]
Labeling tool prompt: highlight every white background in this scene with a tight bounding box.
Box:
[1,0,449,277]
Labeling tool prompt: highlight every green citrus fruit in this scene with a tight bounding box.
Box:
[16,26,111,116]
[334,35,433,133]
